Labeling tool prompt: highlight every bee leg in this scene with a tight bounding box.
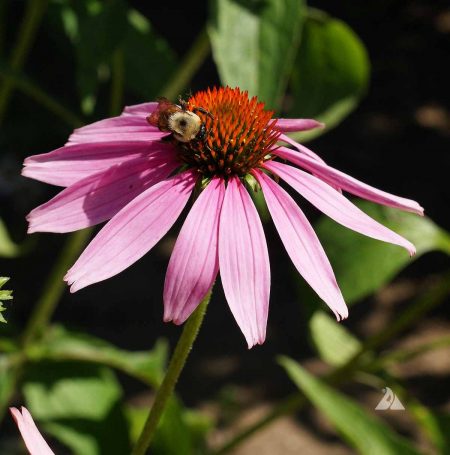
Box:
[193,106,214,120]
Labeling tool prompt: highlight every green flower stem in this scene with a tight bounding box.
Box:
[131,290,212,455]
[0,0,48,123]
[21,229,92,347]
[213,272,450,454]
[160,27,210,101]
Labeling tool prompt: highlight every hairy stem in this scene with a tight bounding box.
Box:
[131,290,212,455]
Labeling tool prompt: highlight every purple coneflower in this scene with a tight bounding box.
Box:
[23,87,423,347]
[10,407,55,455]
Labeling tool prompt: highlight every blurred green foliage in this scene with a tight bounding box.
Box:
[0,0,449,454]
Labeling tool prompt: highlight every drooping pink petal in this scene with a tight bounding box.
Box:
[275,118,325,133]
[65,171,197,292]
[164,177,225,324]
[219,177,270,348]
[254,170,348,321]
[275,146,424,215]
[10,407,55,455]
[277,133,326,163]
[264,161,416,255]
[22,141,173,187]
[27,155,178,233]
[277,134,342,193]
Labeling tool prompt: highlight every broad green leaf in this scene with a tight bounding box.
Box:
[24,361,129,455]
[209,0,305,109]
[0,219,20,257]
[309,311,364,367]
[289,9,370,142]
[30,325,168,387]
[280,356,420,454]
[315,201,450,304]
[123,9,176,99]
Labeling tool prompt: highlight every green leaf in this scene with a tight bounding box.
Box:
[59,0,129,115]
[0,219,20,257]
[31,325,168,387]
[309,311,364,367]
[127,399,213,455]
[315,201,450,304]
[0,277,12,323]
[24,361,129,455]
[0,353,16,404]
[209,0,305,109]
[280,356,421,454]
[123,9,176,99]
[288,8,370,142]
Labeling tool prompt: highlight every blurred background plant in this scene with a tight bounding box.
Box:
[0,0,449,453]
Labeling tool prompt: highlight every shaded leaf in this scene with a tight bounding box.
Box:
[127,398,213,455]
[59,0,129,114]
[31,325,168,387]
[0,219,20,257]
[209,0,305,109]
[280,356,420,454]
[309,310,364,367]
[23,361,129,455]
[0,353,16,405]
[289,9,370,142]
[315,201,450,304]
[0,277,12,323]
[123,9,176,99]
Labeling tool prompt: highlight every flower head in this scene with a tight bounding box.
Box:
[23,87,423,347]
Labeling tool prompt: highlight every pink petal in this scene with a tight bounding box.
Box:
[264,161,416,255]
[27,155,178,233]
[22,141,173,187]
[276,134,342,193]
[275,146,424,215]
[65,171,196,292]
[275,118,325,133]
[219,177,270,348]
[277,133,326,163]
[164,177,225,324]
[124,102,159,115]
[254,170,348,321]
[68,103,163,144]
[10,407,55,455]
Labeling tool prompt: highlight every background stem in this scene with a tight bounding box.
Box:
[160,28,210,100]
[21,229,93,347]
[0,0,47,123]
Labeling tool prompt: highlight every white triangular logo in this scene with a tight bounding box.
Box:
[375,387,405,410]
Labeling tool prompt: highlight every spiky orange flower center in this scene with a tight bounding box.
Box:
[176,87,280,177]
